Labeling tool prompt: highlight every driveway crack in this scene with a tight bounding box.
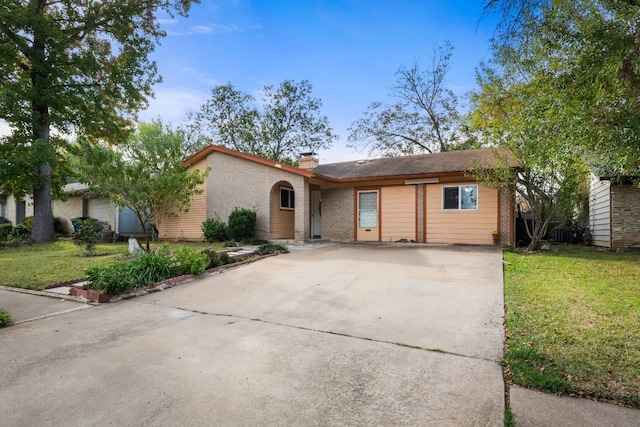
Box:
[170,305,498,363]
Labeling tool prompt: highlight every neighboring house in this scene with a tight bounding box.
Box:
[1,184,128,235]
[589,172,640,249]
[160,145,518,246]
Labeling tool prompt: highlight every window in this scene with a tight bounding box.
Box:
[358,191,378,227]
[442,185,478,210]
[0,195,6,219]
[280,187,295,210]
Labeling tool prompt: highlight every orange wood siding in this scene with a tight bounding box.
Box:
[159,158,208,240]
[425,182,498,244]
[271,183,295,239]
[381,186,417,242]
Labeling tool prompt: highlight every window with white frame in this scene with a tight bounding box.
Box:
[442,185,478,210]
[280,187,295,210]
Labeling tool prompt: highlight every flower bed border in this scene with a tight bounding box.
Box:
[70,252,280,303]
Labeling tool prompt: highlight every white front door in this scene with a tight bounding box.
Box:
[311,190,322,238]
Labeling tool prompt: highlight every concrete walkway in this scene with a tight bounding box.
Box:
[0,287,91,324]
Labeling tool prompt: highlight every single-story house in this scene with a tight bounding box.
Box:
[160,145,518,246]
[589,172,640,249]
[0,184,138,235]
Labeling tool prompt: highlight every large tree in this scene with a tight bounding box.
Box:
[482,0,640,178]
[470,65,589,250]
[74,120,208,251]
[347,41,462,157]
[195,80,337,164]
[0,0,198,242]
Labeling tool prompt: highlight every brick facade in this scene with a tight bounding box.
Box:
[610,185,640,249]
[321,188,354,241]
[499,187,514,245]
[207,151,309,242]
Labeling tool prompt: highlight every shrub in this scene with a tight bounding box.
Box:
[201,247,234,269]
[202,217,228,243]
[8,223,30,242]
[0,217,10,225]
[257,243,289,255]
[127,251,174,286]
[72,218,102,254]
[22,216,33,231]
[0,223,13,242]
[173,246,209,275]
[85,262,135,295]
[227,207,256,242]
[53,217,68,235]
[0,308,12,328]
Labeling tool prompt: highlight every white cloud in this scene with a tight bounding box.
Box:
[139,87,210,124]
[190,25,214,34]
[158,18,179,25]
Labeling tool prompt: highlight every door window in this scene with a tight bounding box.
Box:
[358,192,378,228]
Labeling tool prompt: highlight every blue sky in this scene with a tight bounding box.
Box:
[142,0,498,163]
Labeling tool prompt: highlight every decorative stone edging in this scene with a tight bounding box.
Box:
[70,252,280,303]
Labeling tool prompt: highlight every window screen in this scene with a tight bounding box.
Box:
[443,187,459,210]
[358,192,378,228]
[443,185,478,210]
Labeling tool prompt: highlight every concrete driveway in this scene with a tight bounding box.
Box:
[0,244,505,426]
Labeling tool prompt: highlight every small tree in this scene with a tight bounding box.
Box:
[72,218,103,255]
[75,120,209,251]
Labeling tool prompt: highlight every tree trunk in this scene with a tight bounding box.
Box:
[29,2,56,243]
[31,154,56,242]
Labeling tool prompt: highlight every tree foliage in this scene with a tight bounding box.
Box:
[0,0,198,242]
[74,121,208,251]
[483,0,640,178]
[194,80,337,163]
[348,41,462,157]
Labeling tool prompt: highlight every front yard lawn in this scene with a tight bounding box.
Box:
[0,240,213,291]
[503,245,640,408]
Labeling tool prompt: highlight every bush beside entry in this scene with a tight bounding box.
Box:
[227,208,257,242]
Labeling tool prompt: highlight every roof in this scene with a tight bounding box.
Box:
[184,145,314,178]
[185,145,519,183]
[313,148,519,182]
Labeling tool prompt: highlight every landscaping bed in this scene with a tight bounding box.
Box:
[503,245,640,408]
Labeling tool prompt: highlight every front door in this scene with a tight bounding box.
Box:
[356,190,379,241]
[311,190,322,238]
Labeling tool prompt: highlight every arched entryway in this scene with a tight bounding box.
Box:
[270,181,295,239]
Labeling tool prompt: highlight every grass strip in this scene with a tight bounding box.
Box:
[503,245,640,407]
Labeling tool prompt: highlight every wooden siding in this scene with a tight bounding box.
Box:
[381,186,417,242]
[270,182,295,239]
[425,182,498,244]
[589,174,611,248]
[159,158,208,240]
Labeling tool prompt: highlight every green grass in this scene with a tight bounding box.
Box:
[0,308,12,327]
[503,245,640,407]
[0,240,215,291]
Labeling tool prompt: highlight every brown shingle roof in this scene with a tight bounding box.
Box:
[313,148,518,181]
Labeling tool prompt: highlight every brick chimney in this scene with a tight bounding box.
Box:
[298,152,319,170]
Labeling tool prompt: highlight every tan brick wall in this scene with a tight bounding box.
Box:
[206,152,309,242]
[611,185,640,249]
[499,187,514,246]
[52,196,84,234]
[321,188,354,241]
[5,195,34,224]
